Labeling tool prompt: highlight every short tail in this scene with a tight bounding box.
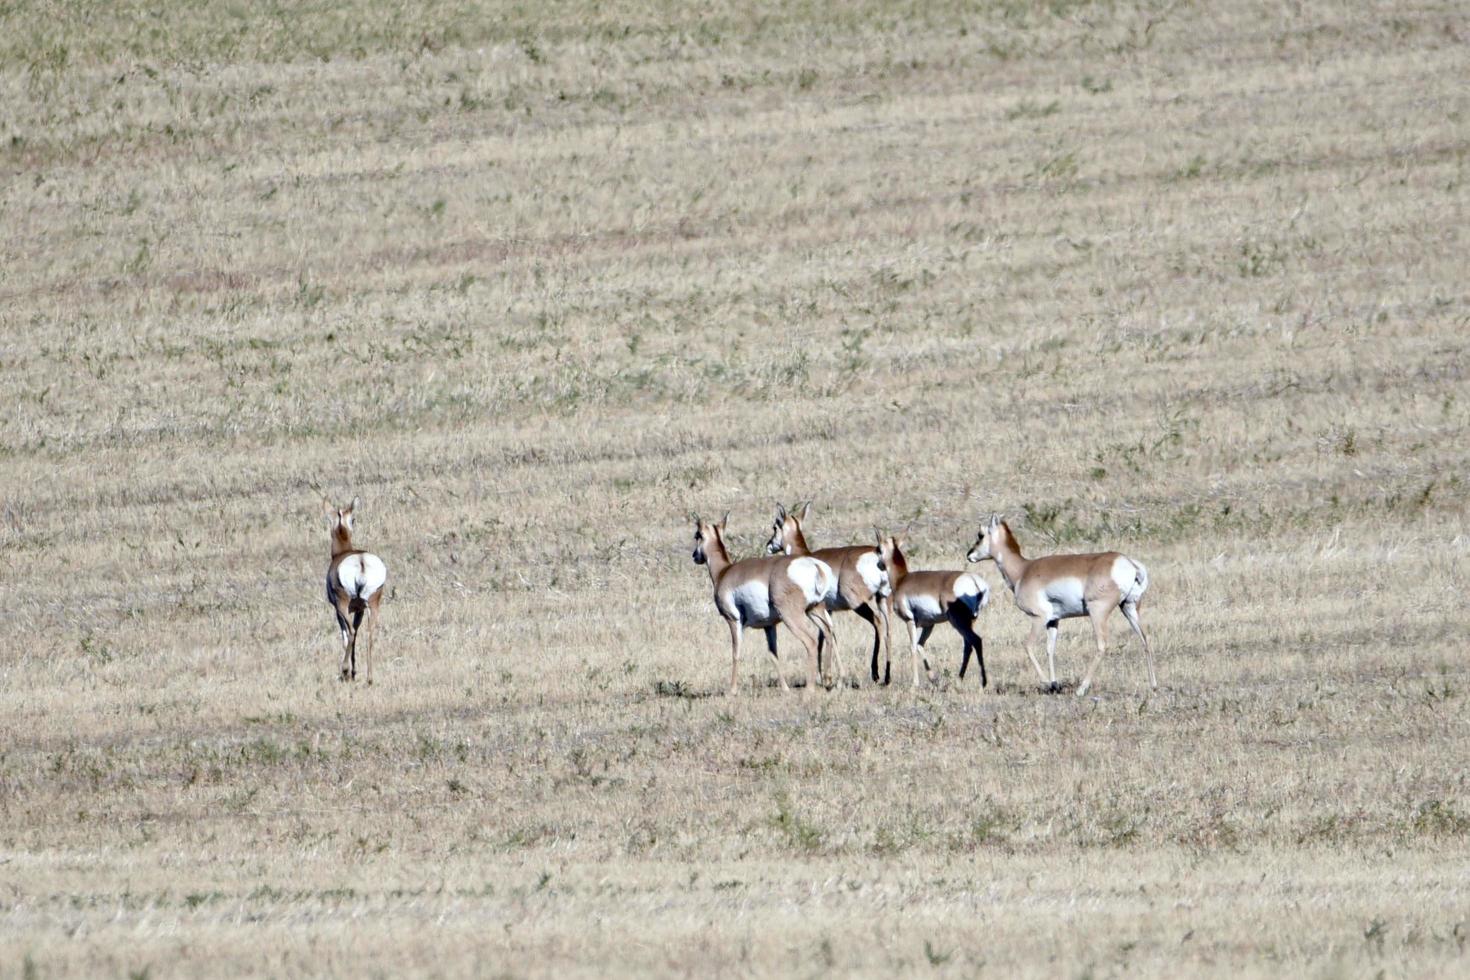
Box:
[789,557,836,608]
[1123,559,1148,605]
[813,561,836,607]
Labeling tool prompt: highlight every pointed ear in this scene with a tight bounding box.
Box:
[798,500,811,521]
[691,511,701,526]
[775,502,787,521]
[719,511,730,531]
[347,496,360,514]
[323,498,336,521]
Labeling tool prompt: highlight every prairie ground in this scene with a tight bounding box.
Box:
[2,0,1468,976]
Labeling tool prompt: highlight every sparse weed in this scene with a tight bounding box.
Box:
[1006,99,1061,120]
[1411,800,1470,838]
[770,790,824,853]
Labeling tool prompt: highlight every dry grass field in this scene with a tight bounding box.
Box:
[2,0,1469,975]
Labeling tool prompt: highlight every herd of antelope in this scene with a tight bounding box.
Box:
[691,502,1157,697]
[321,495,1155,697]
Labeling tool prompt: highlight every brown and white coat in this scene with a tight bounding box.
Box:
[967,515,1156,696]
[764,502,891,684]
[877,533,990,688]
[692,513,840,695]
[324,497,387,684]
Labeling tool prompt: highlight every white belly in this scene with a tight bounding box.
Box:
[903,592,946,626]
[1043,577,1086,619]
[723,580,775,628]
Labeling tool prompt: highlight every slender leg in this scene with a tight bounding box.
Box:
[363,594,381,685]
[956,621,972,679]
[767,626,790,691]
[786,615,822,696]
[334,596,355,681]
[916,625,935,686]
[763,625,786,685]
[853,603,882,684]
[972,624,987,688]
[905,617,921,688]
[1076,607,1111,697]
[877,597,893,687]
[727,618,744,695]
[1121,601,1158,689]
[338,625,352,678]
[351,606,365,680]
[337,617,352,681]
[815,624,824,679]
[813,607,844,688]
[950,612,986,688]
[1021,618,1049,684]
[1045,620,1060,691]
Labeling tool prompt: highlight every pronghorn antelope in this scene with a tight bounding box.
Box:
[876,533,990,688]
[764,502,892,684]
[324,497,387,684]
[966,515,1156,696]
[691,512,842,695]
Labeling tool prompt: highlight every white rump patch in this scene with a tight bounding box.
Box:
[337,553,387,601]
[856,550,890,598]
[787,557,834,607]
[1114,557,1148,604]
[953,573,990,616]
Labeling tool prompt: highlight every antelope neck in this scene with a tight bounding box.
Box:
[703,531,735,585]
[887,546,910,587]
[991,526,1029,593]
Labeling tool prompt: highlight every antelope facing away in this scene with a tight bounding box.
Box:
[765,502,892,685]
[877,532,990,688]
[324,497,387,684]
[692,512,841,695]
[967,515,1156,696]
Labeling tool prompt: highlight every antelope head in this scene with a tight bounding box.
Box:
[764,500,810,555]
[966,514,1003,563]
[691,511,729,565]
[325,496,360,552]
[876,530,906,579]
